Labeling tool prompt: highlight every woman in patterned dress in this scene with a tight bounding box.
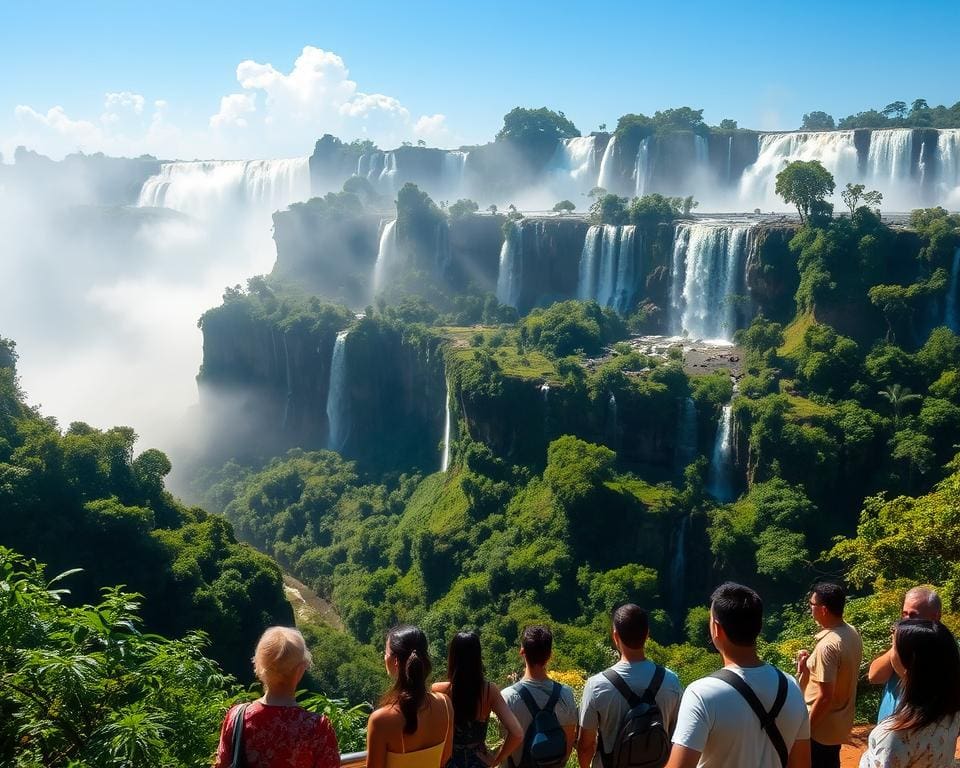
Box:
[214,626,340,768]
[432,631,523,768]
[860,619,960,768]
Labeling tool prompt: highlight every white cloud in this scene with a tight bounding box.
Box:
[209,93,256,130]
[14,105,101,148]
[104,91,145,115]
[4,45,460,160]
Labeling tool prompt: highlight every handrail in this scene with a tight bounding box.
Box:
[340,751,368,768]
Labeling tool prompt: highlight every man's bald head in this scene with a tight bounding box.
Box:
[903,586,942,621]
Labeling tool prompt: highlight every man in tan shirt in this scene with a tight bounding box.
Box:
[796,582,863,768]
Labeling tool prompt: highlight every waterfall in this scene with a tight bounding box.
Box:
[726,135,734,183]
[673,222,753,340]
[358,152,385,182]
[440,377,453,472]
[613,226,638,314]
[938,130,960,206]
[947,247,960,332]
[137,158,311,217]
[669,514,691,618]
[597,135,619,192]
[633,138,652,197]
[552,136,597,184]
[675,396,697,478]
[326,331,349,451]
[864,129,914,187]
[669,225,691,329]
[378,152,398,191]
[707,402,736,502]
[540,382,551,400]
[372,219,400,296]
[577,224,637,312]
[496,221,522,307]
[577,225,602,301]
[442,151,468,194]
[738,131,859,209]
[694,134,709,167]
[596,225,621,307]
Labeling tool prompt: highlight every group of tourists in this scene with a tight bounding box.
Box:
[213,582,960,768]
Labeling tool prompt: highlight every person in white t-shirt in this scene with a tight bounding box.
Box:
[666,582,810,768]
[577,602,683,768]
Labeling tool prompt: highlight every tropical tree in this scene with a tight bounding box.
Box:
[841,183,883,216]
[882,101,908,120]
[775,161,836,223]
[552,199,576,214]
[878,383,922,425]
[801,111,836,131]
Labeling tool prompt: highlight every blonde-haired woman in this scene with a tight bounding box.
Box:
[214,626,340,768]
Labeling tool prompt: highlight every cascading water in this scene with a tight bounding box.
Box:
[440,376,452,472]
[739,132,859,209]
[707,401,736,502]
[674,396,697,478]
[669,514,690,617]
[597,135,619,192]
[378,152,398,191]
[947,247,960,332]
[606,393,618,444]
[612,226,638,314]
[137,158,311,218]
[326,330,349,451]
[552,136,597,183]
[442,151,468,194]
[372,219,400,296]
[496,221,522,307]
[358,152,385,182]
[864,129,914,190]
[673,222,753,341]
[577,225,603,302]
[633,138,651,197]
[577,224,638,312]
[938,130,960,207]
[596,225,621,307]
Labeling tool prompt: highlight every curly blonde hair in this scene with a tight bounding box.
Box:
[252,626,313,684]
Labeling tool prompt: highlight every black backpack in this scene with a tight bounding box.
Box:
[599,666,669,768]
[515,681,568,768]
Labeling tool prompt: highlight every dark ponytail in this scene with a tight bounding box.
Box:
[383,625,432,734]
[448,631,484,725]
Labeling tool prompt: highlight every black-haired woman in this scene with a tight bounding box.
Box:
[432,631,523,768]
[860,619,960,767]
[368,625,454,768]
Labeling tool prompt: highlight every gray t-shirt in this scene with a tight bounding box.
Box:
[502,678,578,767]
[580,660,683,768]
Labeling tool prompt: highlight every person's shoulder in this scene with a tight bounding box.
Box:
[432,681,452,695]
[501,682,521,702]
[658,665,683,692]
[370,703,403,727]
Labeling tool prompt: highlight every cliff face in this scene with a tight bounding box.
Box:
[272,208,381,305]
[744,223,801,323]
[197,302,446,473]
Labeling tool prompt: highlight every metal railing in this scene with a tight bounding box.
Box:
[341,751,368,768]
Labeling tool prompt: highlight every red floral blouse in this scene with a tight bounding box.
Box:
[214,701,340,768]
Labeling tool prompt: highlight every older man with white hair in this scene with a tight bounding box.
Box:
[867,585,942,723]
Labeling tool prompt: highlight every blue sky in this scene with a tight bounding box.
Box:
[3,0,959,159]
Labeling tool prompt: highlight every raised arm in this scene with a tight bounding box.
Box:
[867,648,895,685]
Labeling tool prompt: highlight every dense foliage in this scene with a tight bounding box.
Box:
[0,338,293,678]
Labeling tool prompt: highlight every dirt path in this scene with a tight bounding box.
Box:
[283,573,346,632]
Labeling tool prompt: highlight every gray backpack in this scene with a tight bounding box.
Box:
[600,666,669,768]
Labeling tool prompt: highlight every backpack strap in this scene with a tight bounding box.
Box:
[710,669,789,768]
[543,681,562,713]
[230,703,250,768]
[517,683,543,719]
[602,669,642,708]
[640,665,666,706]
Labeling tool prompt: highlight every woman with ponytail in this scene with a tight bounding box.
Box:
[368,625,453,768]
[432,631,523,768]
